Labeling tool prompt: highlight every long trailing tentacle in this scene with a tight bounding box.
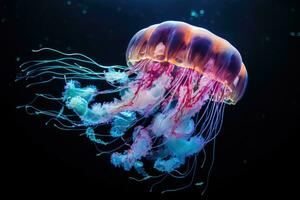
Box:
[17,48,228,194]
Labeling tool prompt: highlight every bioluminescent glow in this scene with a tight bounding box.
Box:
[16,21,248,193]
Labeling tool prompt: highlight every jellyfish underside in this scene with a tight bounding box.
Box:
[17,47,228,192]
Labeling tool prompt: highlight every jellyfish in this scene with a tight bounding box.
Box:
[16,21,248,193]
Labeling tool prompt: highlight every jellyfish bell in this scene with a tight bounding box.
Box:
[17,21,248,193]
[126,21,248,105]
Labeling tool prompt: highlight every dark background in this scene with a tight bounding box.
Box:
[3,0,299,199]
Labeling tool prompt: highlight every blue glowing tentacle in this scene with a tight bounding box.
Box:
[85,127,109,145]
[24,69,105,81]
[110,111,137,137]
[161,156,198,194]
[20,61,127,90]
[32,48,127,70]
[194,83,225,142]
[19,104,83,128]
[197,100,218,139]
[129,173,165,183]
[169,157,193,178]
[149,174,168,192]
[205,103,225,143]
[201,148,207,168]
[202,102,219,141]
[17,49,129,91]
[17,93,81,124]
[19,63,107,82]
[95,141,130,157]
[194,96,213,131]
[201,138,216,195]
[19,59,106,78]
[25,77,56,88]
[49,121,86,131]
[35,93,64,101]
